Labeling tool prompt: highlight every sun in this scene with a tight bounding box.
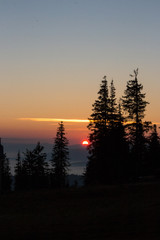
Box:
[82,140,89,146]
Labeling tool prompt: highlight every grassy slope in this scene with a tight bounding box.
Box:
[0,183,160,240]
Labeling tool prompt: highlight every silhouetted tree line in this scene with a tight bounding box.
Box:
[0,69,160,192]
[14,122,70,191]
[0,122,70,192]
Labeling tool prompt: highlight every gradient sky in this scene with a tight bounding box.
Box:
[0,0,160,144]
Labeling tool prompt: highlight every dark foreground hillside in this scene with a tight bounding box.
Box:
[0,183,160,240]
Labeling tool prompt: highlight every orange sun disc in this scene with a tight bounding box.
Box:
[82,140,89,145]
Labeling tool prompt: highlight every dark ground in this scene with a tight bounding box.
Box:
[0,182,160,240]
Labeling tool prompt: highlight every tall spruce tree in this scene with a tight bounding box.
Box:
[1,154,11,192]
[22,142,48,189]
[109,79,117,125]
[122,69,149,178]
[85,76,128,185]
[14,151,23,191]
[148,124,160,176]
[85,76,109,185]
[122,69,148,124]
[51,122,70,188]
[0,140,11,193]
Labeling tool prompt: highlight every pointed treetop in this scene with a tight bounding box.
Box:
[130,68,138,78]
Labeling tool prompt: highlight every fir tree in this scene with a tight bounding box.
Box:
[122,69,148,123]
[22,142,48,189]
[85,76,110,185]
[108,79,117,125]
[32,142,49,183]
[51,122,70,188]
[111,100,129,182]
[1,154,12,192]
[122,69,149,178]
[0,140,11,193]
[148,124,160,176]
[14,151,23,191]
[85,76,128,185]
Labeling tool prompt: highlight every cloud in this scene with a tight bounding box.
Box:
[18,118,89,123]
[18,118,160,126]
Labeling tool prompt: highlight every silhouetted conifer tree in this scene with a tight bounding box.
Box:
[33,142,49,187]
[85,76,110,184]
[14,151,23,191]
[122,69,148,123]
[50,122,70,188]
[85,76,128,185]
[0,140,11,193]
[122,69,149,178]
[1,154,11,193]
[0,141,3,193]
[22,142,48,189]
[148,124,160,176]
[110,101,129,182]
[109,79,117,124]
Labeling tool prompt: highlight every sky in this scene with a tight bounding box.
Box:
[0,0,160,145]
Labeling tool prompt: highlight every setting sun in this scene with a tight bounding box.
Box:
[82,140,89,146]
